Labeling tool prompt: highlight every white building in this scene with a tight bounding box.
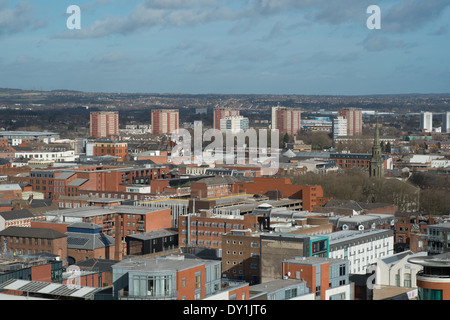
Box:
[420,112,433,132]
[328,229,394,274]
[220,115,249,133]
[332,116,347,139]
[14,150,78,163]
[373,250,426,288]
[443,112,450,133]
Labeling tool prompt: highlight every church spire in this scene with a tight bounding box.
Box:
[370,112,384,178]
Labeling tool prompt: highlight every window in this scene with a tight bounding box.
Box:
[195,273,201,289]
[339,264,346,276]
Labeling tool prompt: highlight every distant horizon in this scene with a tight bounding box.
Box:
[1,86,450,97]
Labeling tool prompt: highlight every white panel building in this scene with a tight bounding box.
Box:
[328,229,394,274]
[420,112,433,132]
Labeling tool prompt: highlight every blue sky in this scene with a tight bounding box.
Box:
[0,0,449,95]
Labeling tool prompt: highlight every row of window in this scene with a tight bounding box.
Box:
[182,220,246,229]
[1,236,52,246]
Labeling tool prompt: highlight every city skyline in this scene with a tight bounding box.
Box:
[0,0,449,96]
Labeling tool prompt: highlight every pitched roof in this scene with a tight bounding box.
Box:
[0,226,67,239]
[66,232,114,250]
[0,209,34,221]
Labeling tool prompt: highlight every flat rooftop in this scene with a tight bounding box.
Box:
[112,255,217,273]
[44,205,168,219]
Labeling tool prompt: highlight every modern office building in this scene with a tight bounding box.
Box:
[213,108,240,131]
[338,108,362,136]
[90,111,119,138]
[151,109,179,135]
[420,111,433,132]
[271,106,302,136]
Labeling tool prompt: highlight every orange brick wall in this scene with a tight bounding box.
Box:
[31,263,52,282]
[233,177,328,212]
[144,208,172,231]
[177,264,205,300]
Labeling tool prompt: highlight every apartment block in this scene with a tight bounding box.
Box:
[222,229,262,285]
[328,229,394,274]
[178,212,262,250]
[90,111,119,138]
[443,111,450,133]
[271,106,302,136]
[213,108,239,130]
[220,115,249,133]
[338,108,362,136]
[151,109,179,135]
[420,111,433,132]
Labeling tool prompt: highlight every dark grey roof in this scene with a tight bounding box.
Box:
[126,228,178,241]
[54,172,76,180]
[28,199,54,208]
[66,178,88,187]
[0,226,67,239]
[0,209,35,221]
[75,258,120,272]
[66,232,114,250]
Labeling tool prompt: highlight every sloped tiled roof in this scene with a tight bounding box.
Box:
[0,226,67,239]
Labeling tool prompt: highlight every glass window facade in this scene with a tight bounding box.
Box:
[419,288,443,300]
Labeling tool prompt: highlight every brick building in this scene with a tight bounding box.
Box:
[0,183,22,201]
[0,226,67,262]
[232,177,329,212]
[338,108,362,136]
[112,254,249,300]
[65,222,115,265]
[28,165,171,199]
[282,256,354,300]
[90,111,119,138]
[178,211,262,250]
[93,141,128,162]
[44,205,172,238]
[213,108,239,131]
[0,209,36,231]
[151,109,179,135]
[260,233,329,283]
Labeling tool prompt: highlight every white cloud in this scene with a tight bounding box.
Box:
[0,1,46,35]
